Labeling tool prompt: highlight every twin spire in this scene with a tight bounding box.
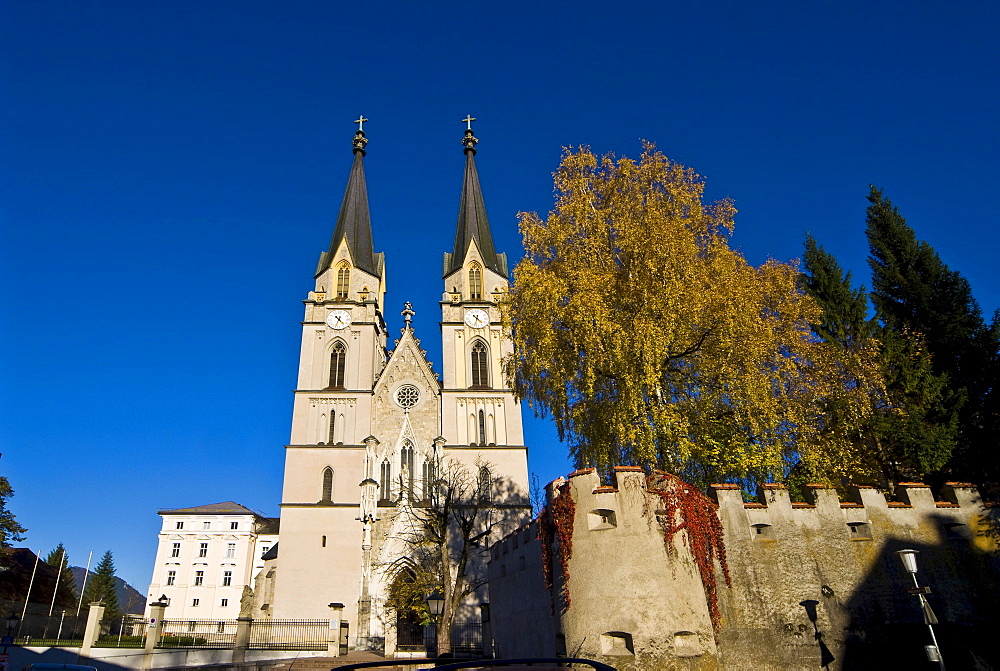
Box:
[318,116,503,280]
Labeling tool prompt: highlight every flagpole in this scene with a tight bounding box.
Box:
[76,551,93,617]
[48,550,66,616]
[20,550,42,623]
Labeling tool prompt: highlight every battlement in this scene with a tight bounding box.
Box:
[488,468,999,668]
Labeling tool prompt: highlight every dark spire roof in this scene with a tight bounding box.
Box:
[317,127,380,278]
[444,125,505,277]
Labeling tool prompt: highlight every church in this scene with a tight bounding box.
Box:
[145,119,531,646]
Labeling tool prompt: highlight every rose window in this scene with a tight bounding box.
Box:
[395,385,420,409]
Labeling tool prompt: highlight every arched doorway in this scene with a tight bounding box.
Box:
[387,568,430,653]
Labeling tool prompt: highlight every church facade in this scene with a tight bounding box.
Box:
[147,121,531,646]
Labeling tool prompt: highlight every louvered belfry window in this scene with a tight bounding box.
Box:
[336,262,351,299]
[329,342,346,388]
[469,264,482,300]
[471,341,488,387]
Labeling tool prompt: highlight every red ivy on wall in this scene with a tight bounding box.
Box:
[646,470,731,629]
[537,481,575,609]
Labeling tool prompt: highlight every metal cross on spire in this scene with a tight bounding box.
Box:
[354,115,369,133]
[461,115,479,154]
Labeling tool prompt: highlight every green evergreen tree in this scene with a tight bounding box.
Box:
[865,186,998,480]
[83,550,120,620]
[0,474,26,549]
[802,234,876,350]
[44,543,79,606]
[801,234,958,483]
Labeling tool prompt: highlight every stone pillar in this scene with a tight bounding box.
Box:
[232,617,252,663]
[328,603,344,657]
[142,600,168,670]
[480,603,493,659]
[80,601,106,656]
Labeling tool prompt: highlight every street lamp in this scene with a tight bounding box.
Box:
[896,549,945,670]
[425,590,444,617]
[3,612,20,652]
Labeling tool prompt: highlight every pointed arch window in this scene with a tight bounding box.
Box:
[321,467,333,502]
[469,264,483,301]
[401,440,415,495]
[470,341,489,388]
[335,262,351,300]
[328,412,336,444]
[478,466,492,501]
[379,458,392,503]
[329,341,347,389]
[422,459,435,502]
[478,409,487,446]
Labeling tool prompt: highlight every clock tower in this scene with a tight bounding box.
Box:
[268,120,530,647]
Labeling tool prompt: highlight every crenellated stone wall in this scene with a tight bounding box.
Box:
[488,469,1000,670]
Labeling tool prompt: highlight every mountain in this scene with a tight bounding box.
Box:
[69,566,146,614]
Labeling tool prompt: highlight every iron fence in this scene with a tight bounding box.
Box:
[14,611,88,645]
[410,622,483,657]
[96,614,149,648]
[248,618,329,650]
[158,619,238,649]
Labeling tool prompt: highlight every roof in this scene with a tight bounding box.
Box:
[261,542,279,560]
[317,134,380,278]
[445,134,505,277]
[157,501,261,516]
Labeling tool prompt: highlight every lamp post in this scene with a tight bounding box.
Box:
[896,549,945,670]
[3,612,20,658]
[425,590,444,657]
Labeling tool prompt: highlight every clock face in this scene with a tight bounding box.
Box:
[464,308,489,329]
[326,310,352,330]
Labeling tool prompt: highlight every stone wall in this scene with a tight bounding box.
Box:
[488,468,1000,670]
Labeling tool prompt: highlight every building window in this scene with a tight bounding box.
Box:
[322,467,333,502]
[261,545,270,556]
[470,341,489,387]
[199,542,208,558]
[191,600,199,608]
[401,441,414,494]
[225,543,236,558]
[171,543,181,558]
[478,410,487,445]
[202,521,211,530]
[329,341,347,388]
[395,384,420,409]
[166,570,176,586]
[321,535,327,547]
[379,458,392,501]
[230,522,238,530]
[422,459,435,501]
[194,571,204,586]
[223,571,232,587]
[478,466,491,501]
[335,262,351,299]
[328,412,337,444]
[176,522,184,530]
[469,264,482,300]
[221,599,228,608]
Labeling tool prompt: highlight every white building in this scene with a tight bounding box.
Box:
[145,502,278,619]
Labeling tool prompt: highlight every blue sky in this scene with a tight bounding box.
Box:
[2,1,997,590]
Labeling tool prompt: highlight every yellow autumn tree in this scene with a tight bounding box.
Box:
[503,145,882,486]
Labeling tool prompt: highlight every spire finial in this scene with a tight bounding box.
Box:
[352,116,369,154]
[461,115,479,155]
[401,301,415,329]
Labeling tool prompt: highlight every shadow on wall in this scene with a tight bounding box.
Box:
[821,513,999,669]
[9,646,135,671]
